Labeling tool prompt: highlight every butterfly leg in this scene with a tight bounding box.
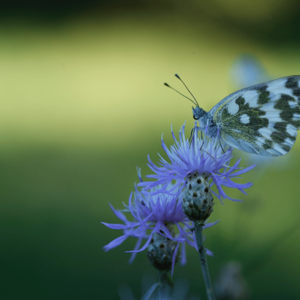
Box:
[217,138,228,154]
[200,139,205,150]
[220,142,225,154]
[189,126,204,142]
[189,127,195,144]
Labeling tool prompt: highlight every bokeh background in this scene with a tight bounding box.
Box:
[1,1,300,299]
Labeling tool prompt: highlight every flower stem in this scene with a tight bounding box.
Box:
[194,221,215,300]
[158,271,171,300]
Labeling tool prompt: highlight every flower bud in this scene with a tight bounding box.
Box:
[147,228,179,272]
[182,172,214,222]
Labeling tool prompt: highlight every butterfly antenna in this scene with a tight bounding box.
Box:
[174,74,199,107]
[164,83,197,106]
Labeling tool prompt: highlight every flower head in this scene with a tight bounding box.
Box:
[102,169,217,275]
[139,123,255,203]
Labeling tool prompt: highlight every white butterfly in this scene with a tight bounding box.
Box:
[165,74,300,156]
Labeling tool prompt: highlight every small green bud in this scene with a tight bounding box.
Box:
[147,229,179,272]
[182,172,214,222]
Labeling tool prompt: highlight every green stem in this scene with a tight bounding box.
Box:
[158,271,171,300]
[194,221,215,300]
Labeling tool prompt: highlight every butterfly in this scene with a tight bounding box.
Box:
[165,74,300,156]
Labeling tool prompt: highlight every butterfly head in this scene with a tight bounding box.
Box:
[193,106,205,120]
[164,74,207,122]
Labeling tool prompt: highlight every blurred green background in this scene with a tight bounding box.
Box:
[1,1,300,299]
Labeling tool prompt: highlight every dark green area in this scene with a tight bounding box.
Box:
[1,0,300,45]
[1,140,300,300]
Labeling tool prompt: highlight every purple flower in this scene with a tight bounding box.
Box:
[102,169,217,275]
[139,123,255,203]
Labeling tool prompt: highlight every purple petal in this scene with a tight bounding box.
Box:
[128,233,144,264]
[206,248,214,257]
[204,220,220,229]
[171,243,180,276]
[103,234,128,251]
[181,242,187,265]
[101,222,136,230]
[228,164,256,177]
[125,222,161,253]
[109,203,128,223]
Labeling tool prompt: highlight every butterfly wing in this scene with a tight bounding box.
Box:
[211,76,300,156]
